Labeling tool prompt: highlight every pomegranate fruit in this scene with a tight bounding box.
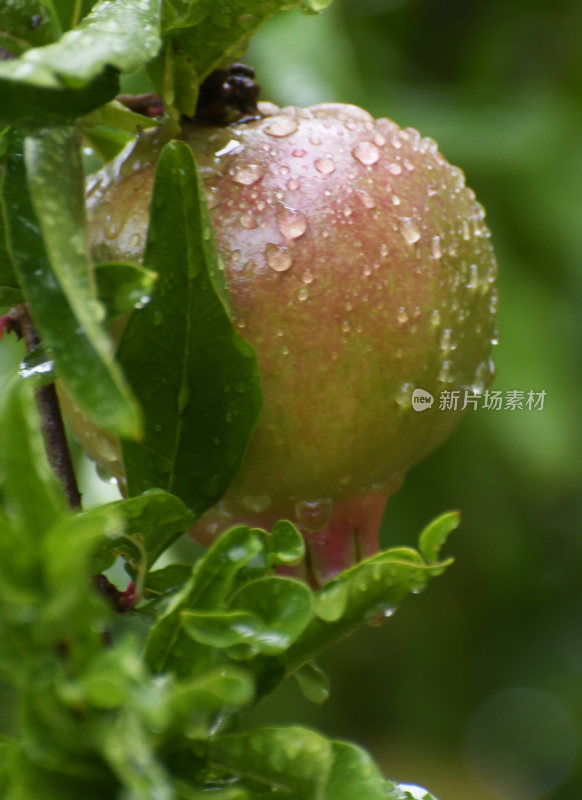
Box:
[80,101,498,583]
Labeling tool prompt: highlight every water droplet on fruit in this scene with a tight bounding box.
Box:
[489,288,499,313]
[232,165,263,185]
[301,269,314,285]
[440,328,456,351]
[438,360,453,382]
[466,262,479,291]
[396,307,408,325]
[388,162,402,175]
[297,287,309,302]
[214,139,243,157]
[373,132,386,147]
[130,232,142,249]
[239,211,258,229]
[400,218,421,244]
[265,117,298,137]
[430,309,441,328]
[394,382,414,409]
[292,148,306,158]
[287,177,300,191]
[352,141,380,165]
[392,195,401,206]
[277,208,307,239]
[314,157,335,174]
[341,319,351,333]
[356,190,376,208]
[265,243,292,272]
[295,498,333,532]
[431,235,442,259]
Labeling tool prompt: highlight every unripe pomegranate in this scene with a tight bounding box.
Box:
[80,101,498,583]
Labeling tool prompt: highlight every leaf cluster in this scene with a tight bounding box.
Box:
[0,2,451,798]
[0,372,452,798]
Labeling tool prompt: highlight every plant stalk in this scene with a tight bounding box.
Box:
[8,304,82,510]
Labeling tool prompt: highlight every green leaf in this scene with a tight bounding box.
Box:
[154,0,333,118]
[283,547,452,674]
[94,261,158,323]
[80,100,159,133]
[40,505,121,641]
[0,0,162,127]
[209,726,332,798]
[145,563,193,595]
[269,519,305,566]
[0,0,59,55]
[91,489,195,576]
[294,661,330,705]
[2,128,142,438]
[145,526,262,673]
[324,740,390,800]
[181,574,313,657]
[210,727,404,800]
[0,169,23,306]
[169,666,254,738]
[181,609,263,650]
[102,710,174,800]
[419,510,460,564]
[228,576,313,654]
[119,140,261,516]
[0,376,66,542]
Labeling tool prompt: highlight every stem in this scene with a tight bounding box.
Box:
[70,0,83,29]
[8,304,82,510]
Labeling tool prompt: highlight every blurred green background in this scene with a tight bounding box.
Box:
[1,0,581,798]
[243,1,582,798]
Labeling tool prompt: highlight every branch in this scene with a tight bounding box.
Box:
[6,304,82,510]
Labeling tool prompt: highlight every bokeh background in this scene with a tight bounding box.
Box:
[1,1,581,798]
[243,1,582,798]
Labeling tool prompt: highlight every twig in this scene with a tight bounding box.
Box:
[6,304,82,510]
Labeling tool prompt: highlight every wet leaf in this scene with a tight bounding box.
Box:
[182,577,312,656]
[294,661,330,705]
[0,0,59,55]
[209,726,332,798]
[324,740,392,800]
[0,0,161,127]
[269,519,305,565]
[181,609,263,650]
[0,376,66,541]
[2,128,142,438]
[169,666,254,737]
[145,526,262,673]
[102,710,174,800]
[145,563,193,596]
[419,510,460,564]
[284,546,452,673]
[229,577,313,655]
[0,166,22,305]
[118,141,261,516]
[94,261,158,323]
[155,0,334,118]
